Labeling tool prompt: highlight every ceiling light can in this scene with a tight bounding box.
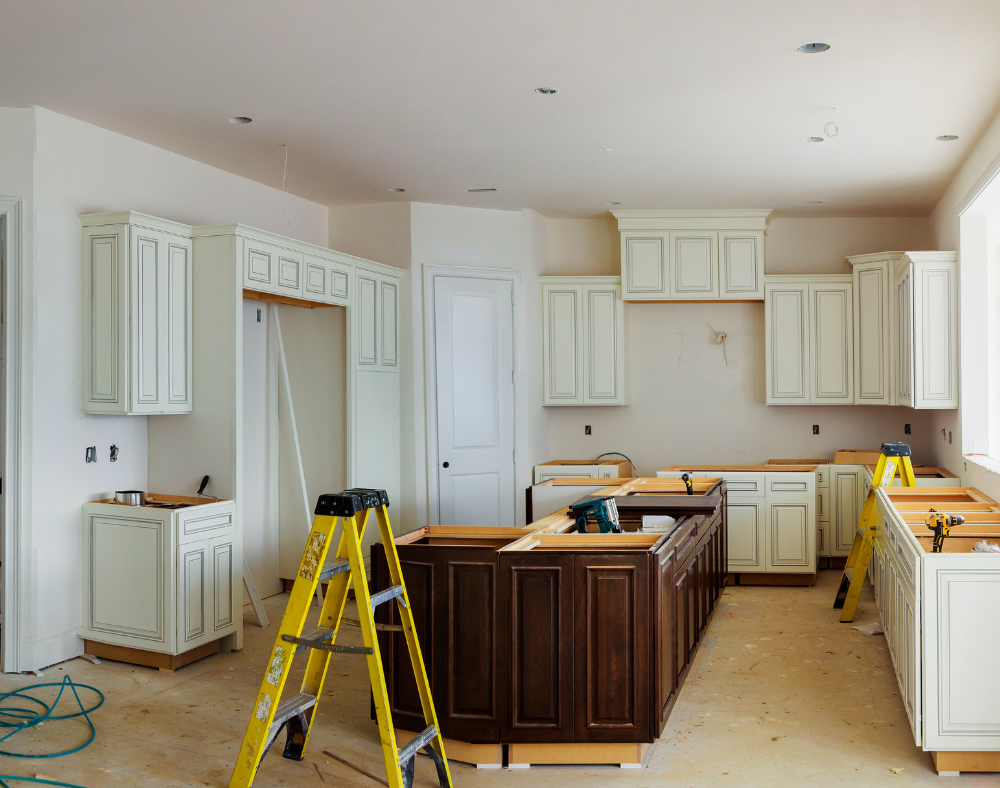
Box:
[535,87,557,95]
[387,188,405,192]
[467,188,498,193]
[935,135,959,142]
[806,201,823,204]
[798,43,830,53]
[806,136,824,143]
[606,201,621,206]
[228,116,252,124]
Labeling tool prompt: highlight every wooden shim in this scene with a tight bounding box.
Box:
[83,639,220,671]
[243,288,339,310]
[932,751,1000,773]
[507,742,648,766]
[734,572,816,587]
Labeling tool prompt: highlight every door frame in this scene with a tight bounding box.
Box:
[422,264,522,526]
[0,198,25,672]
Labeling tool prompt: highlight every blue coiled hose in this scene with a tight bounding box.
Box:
[0,675,104,788]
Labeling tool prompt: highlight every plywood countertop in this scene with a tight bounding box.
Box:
[660,464,818,472]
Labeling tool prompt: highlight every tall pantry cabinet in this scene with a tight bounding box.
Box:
[82,213,193,415]
[540,276,628,406]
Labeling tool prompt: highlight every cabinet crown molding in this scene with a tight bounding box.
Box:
[764,274,852,283]
[846,251,906,266]
[191,223,405,279]
[79,211,193,236]
[612,209,773,232]
[899,251,958,265]
[538,275,621,284]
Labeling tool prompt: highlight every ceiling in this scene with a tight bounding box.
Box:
[2,0,999,218]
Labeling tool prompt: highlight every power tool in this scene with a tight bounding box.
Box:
[568,496,621,534]
[681,473,694,496]
[926,509,965,553]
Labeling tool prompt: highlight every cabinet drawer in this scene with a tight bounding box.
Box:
[767,474,815,496]
[815,467,828,487]
[816,488,828,521]
[177,507,236,544]
[719,473,765,498]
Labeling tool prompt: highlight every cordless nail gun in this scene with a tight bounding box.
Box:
[926,509,965,553]
[568,496,621,534]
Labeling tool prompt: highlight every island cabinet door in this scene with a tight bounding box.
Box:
[574,553,650,742]
[372,548,441,735]
[440,551,504,743]
[501,553,575,742]
[653,543,677,733]
[673,551,696,686]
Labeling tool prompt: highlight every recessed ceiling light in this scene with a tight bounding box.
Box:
[936,135,959,142]
[599,147,613,152]
[387,188,405,192]
[535,87,557,95]
[806,136,825,143]
[606,201,621,206]
[798,43,830,53]
[467,188,498,193]
[228,116,252,124]
[806,201,823,204]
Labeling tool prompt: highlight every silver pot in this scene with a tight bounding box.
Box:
[115,490,146,506]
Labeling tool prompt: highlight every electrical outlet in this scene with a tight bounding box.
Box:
[110,445,119,463]
[812,425,819,435]
[85,446,96,463]
[257,308,262,323]
[904,424,911,435]
[949,431,953,444]
[585,425,592,436]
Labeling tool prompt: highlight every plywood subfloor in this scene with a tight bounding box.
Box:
[2,571,963,786]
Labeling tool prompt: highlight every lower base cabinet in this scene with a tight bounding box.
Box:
[371,505,726,746]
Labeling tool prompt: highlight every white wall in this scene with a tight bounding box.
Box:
[27,107,328,668]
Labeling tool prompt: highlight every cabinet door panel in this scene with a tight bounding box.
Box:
[623,236,666,297]
[381,279,398,367]
[895,267,913,406]
[810,283,853,402]
[671,233,718,298]
[133,230,161,407]
[766,286,808,402]
[502,554,574,742]
[574,554,649,742]
[720,231,762,298]
[445,557,501,742]
[357,273,379,366]
[385,555,437,729]
[212,540,235,631]
[584,287,620,402]
[330,261,351,301]
[726,503,763,570]
[304,259,327,299]
[767,503,811,569]
[654,543,676,732]
[85,228,126,409]
[833,470,862,553]
[543,287,581,403]
[166,236,192,407]
[914,266,957,407]
[244,243,275,291]
[854,263,890,404]
[275,251,303,296]
[179,542,207,644]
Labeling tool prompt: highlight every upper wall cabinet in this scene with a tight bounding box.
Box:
[82,212,193,415]
[765,275,854,405]
[613,211,772,302]
[355,268,399,371]
[848,251,958,409]
[541,276,628,406]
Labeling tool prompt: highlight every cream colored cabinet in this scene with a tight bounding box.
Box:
[830,466,864,555]
[79,498,239,655]
[727,502,765,570]
[816,467,830,558]
[849,253,903,405]
[614,211,771,302]
[765,276,853,404]
[81,213,193,415]
[766,501,812,571]
[243,238,304,299]
[540,276,628,406]
[894,252,958,409]
[304,254,351,306]
[355,269,399,371]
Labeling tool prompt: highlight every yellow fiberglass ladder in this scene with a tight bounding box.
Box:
[229,488,452,788]
[833,443,916,622]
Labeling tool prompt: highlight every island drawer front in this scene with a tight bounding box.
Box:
[766,474,815,496]
[177,507,236,544]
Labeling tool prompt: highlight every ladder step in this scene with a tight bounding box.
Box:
[319,558,351,581]
[369,584,407,609]
[267,692,317,741]
[397,724,438,766]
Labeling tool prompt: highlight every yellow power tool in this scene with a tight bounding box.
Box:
[926,509,965,553]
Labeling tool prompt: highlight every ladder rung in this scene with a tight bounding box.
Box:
[267,692,317,741]
[281,632,373,656]
[289,626,336,655]
[397,724,438,766]
[319,558,351,581]
[342,617,404,633]
[369,584,407,609]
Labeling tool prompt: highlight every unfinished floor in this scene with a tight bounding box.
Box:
[2,570,996,787]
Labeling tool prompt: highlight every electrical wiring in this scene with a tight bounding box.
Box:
[593,451,637,477]
[0,675,105,788]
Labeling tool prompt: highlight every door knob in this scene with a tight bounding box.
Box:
[442,462,450,469]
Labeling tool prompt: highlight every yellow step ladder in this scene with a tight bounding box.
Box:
[833,443,916,622]
[229,488,452,788]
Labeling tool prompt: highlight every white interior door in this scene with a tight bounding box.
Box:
[434,275,516,526]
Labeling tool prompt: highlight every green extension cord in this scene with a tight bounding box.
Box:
[0,675,104,788]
